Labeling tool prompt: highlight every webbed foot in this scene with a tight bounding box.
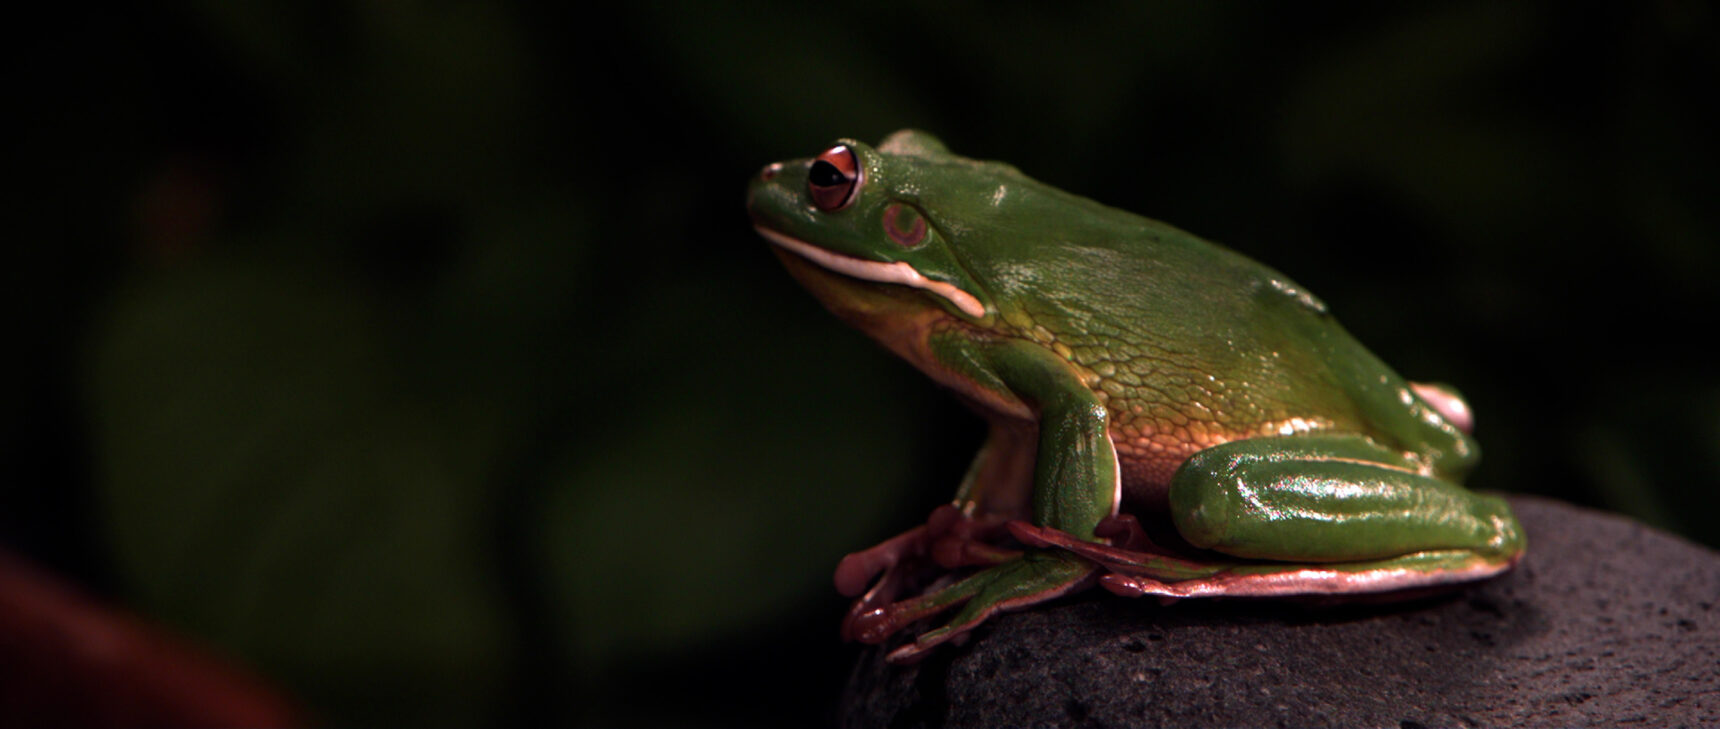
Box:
[1098,549,1519,599]
[1009,520,1227,581]
[1010,521,1519,600]
[850,551,1097,664]
[836,505,1020,642]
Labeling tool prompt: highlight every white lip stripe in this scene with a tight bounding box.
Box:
[756,226,987,319]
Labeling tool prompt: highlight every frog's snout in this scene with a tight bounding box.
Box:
[746,163,784,215]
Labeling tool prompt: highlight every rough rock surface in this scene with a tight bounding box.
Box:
[840,496,1719,727]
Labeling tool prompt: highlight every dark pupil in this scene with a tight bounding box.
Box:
[809,160,849,187]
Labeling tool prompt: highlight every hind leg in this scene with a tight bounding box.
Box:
[1031,434,1524,598]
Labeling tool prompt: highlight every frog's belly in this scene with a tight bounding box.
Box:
[1109,414,1332,512]
[1112,436,1200,510]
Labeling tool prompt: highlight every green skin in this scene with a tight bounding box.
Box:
[747,130,1524,663]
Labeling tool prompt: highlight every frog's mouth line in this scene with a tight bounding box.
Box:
[755,226,986,319]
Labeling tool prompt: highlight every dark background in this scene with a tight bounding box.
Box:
[9,3,1717,727]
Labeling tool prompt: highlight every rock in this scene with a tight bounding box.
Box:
[840,496,1720,727]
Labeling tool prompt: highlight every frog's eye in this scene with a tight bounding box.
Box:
[808,145,861,212]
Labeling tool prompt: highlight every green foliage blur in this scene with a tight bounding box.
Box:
[10,2,1717,727]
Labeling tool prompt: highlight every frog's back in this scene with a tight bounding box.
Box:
[953,192,1472,492]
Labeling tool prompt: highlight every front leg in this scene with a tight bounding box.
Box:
[849,337,1115,662]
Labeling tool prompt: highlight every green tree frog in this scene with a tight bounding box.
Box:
[747,130,1523,663]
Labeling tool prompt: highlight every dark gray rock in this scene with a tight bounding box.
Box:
[841,496,1720,728]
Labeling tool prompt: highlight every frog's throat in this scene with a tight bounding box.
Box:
[755,226,986,319]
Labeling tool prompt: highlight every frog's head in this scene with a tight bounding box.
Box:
[747,130,1004,324]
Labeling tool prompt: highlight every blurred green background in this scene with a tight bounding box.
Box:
[9,2,1717,727]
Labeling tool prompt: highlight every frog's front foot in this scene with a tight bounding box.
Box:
[836,505,1020,643]
[835,505,1018,595]
[851,551,1098,664]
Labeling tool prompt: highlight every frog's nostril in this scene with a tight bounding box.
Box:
[761,162,782,181]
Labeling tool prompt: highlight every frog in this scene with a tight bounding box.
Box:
[746,130,1524,664]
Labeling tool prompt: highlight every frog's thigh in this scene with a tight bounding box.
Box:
[1168,435,1522,563]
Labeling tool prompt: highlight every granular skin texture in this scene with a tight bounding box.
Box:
[841,496,1720,728]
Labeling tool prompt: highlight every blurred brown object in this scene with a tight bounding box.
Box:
[0,551,300,728]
